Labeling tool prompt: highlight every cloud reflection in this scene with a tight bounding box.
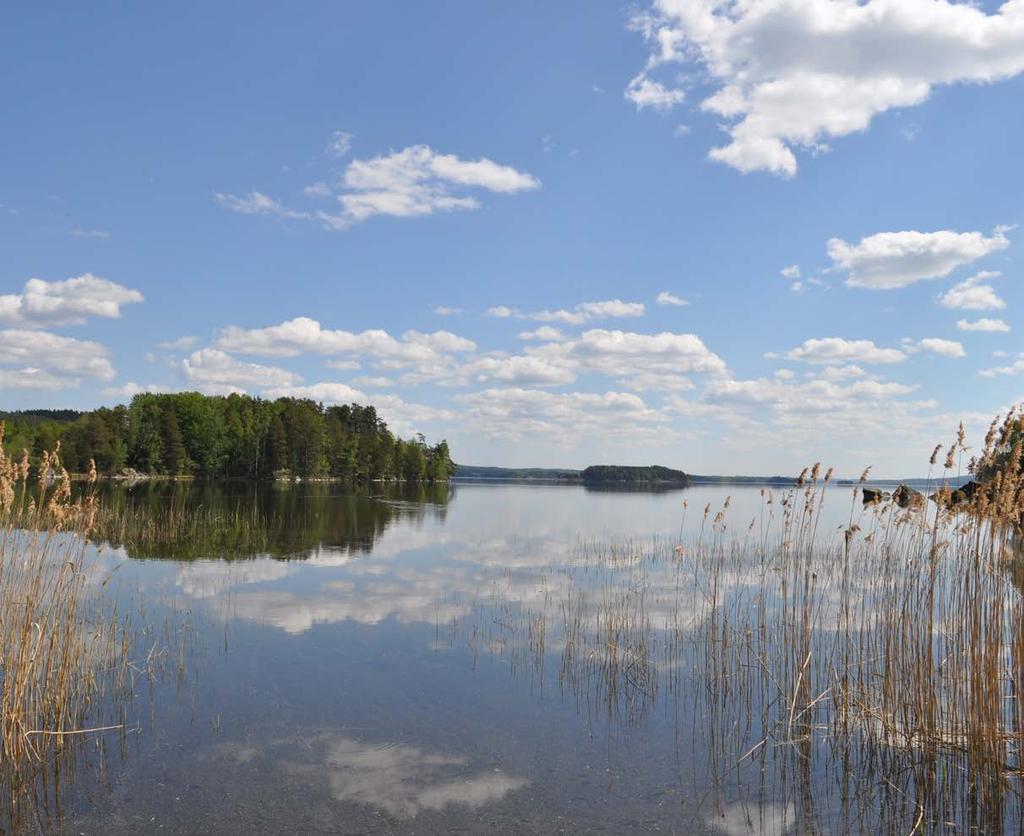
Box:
[219,735,528,819]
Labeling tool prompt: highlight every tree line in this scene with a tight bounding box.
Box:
[0,393,455,483]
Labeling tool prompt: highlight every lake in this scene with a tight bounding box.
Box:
[14,479,1023,834]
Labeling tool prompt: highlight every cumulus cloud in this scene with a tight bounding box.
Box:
[0,329,115,381]
[433,305,463,316]
[471,355,576,386]
[980,354,1024,378]
[215,317,475,368]
[625,74,686,110]
[261,381,367,404]
[957,317,1010,332]
[0,274,143,327]
[458,387,666,444]
[703,376,916,409]
[518,326,563,341]
[784,337,905,365]
[317,145,539,228]
[0,368,77,390]
[486,299,645,325]
[520,329,727,393]
[656,291,688,307]
[827,229,1009,289]
[628,0,1024,175]
[218,142,538,229]
[938,271,1006,310]
[182,348,301,393]
[157,335,200,351]
[918,338,966,358]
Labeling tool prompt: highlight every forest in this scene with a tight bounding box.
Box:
[0,393,455,483]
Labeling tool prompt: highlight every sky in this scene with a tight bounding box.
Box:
[2,0,1024,477]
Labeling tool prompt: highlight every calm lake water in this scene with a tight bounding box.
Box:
[22,480,1014,834]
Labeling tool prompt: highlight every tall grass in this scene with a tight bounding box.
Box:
[0,429,136,822]
[447,412,1024,831]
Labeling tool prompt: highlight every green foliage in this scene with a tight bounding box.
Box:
[1,393,454,483]
[580,465,690,486]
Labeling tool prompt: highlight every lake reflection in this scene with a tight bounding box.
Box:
[54,481,1019,834]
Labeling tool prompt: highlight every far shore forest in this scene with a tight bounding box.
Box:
[0,393,454,483]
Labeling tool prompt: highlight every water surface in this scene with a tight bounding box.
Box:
[31,481,999,834]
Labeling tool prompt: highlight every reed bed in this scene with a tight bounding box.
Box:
[0,430,140,824]
[445,411,1024,831]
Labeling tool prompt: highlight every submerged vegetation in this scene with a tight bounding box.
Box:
[1,393,455,482]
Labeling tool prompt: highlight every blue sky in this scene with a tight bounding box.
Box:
[2,0,1023,476]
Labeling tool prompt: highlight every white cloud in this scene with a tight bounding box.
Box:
[263,381,367,403]
[656,291,688,307]
[216,317,475,367]
[486,299,645,325]
[918,338,966,358]
[980,354,1024,377]
[214,191,310,220]
[703,376,916,409]
[957,318,1010,332]
[780,265,801,280]
[351,376,393,389]
[218,142,539,232]
[0,274,143,327]
[527,328,726,382]
[518,328,727,393]
[458,387,666,444]
[620,372,695,392]
[157,335,200,351]
[326,130,352,158]
[625,74,686,110]
[0,329,115,380]
[518,326,563,341]
[182,348,300,392]
[628,0,1024,175]
[784,337,905,365]
[828,229,1009,289]
[471,355,575,386]
[816,364,867,381]
[0,368,77,390]
[303,182,332,198]
[433,305,463,316]
[938,270,1006,310]
[317,145,540,229]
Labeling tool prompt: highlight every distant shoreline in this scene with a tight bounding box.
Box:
[453,466,971,489]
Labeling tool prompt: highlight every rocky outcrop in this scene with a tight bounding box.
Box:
[893,484,924,509]
[862,487,891,505]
